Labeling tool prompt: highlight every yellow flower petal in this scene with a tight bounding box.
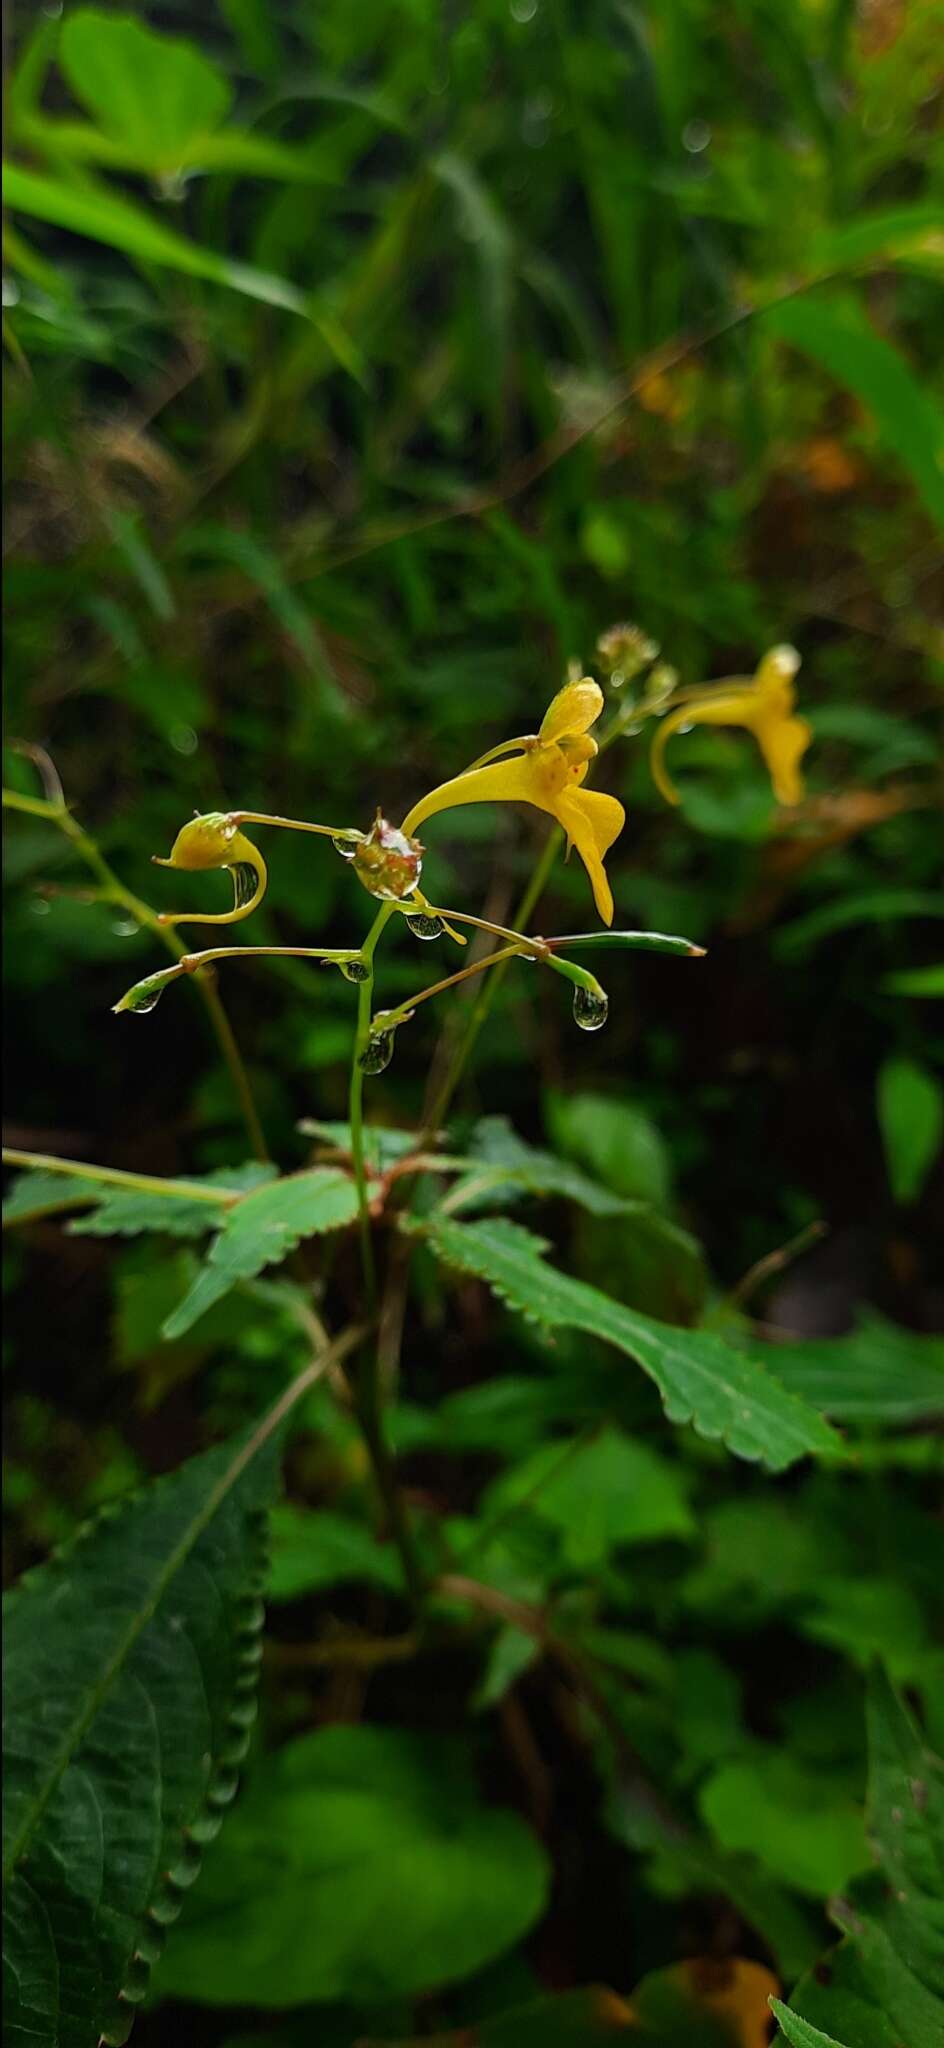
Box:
[539,677,604,745]
[557,788,625,925]
[755,711,812,806]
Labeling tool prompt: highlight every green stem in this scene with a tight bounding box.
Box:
[3,785,270,1161]
[345,900,425,1605]
[1,1145,241,1206]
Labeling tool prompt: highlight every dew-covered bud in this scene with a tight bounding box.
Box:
[154,813,243,871]
[352,813,424,902]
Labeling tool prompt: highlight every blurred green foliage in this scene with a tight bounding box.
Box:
[2,1,943,2044]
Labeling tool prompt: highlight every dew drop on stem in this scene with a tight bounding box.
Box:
[405,912,444,940]
[358,1029,395,1074]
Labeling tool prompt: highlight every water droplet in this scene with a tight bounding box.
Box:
[111,917,139,938]
[511,0,538,19]
[2,278,21,309]
[332,834,358,860]
[170,723,198,755]
[118,973,170,1015]
[358,1029,395,1075]
[572,983,609,1032]
[339,957,370,982]
[29,897,52,916]
[405,912,444,941]
[682,118,712,153]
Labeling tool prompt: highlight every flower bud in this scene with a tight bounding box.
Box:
[353,813,424,902]
[153,813,242,871]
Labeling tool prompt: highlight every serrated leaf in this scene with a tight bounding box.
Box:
[451,1116,639,1217]
[770,2002,849,2048]
[865,1668,944,1994]
[2,1425,283,2048]
[414,1217,842,1471]
[754,1315,944,1425]
[152,1724,550,2007]
[70,1163,276,1239]
[2,1170,98,1227]
[163,1168,370,1338]
[783,1675,944,2045]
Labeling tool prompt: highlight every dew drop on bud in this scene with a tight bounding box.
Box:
[120,977,166,1015]
[405,912,444,940]
[572,983,609,1031]
[332,835,358,861]
[358,1029,395,1074]
[339,957,370,982]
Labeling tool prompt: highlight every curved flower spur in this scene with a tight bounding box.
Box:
[112,672,717,1046]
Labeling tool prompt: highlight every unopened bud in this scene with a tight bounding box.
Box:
[353,813,424,902]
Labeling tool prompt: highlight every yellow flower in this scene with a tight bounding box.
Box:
[402,679,625,925]
[650,645,812,808]
[151,812,267,927]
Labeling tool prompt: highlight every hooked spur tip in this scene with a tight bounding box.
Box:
[151,855,174,868]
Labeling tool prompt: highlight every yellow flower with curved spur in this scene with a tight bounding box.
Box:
[402,678,625,925]
[650,645,811,809]
[151,812,267,928]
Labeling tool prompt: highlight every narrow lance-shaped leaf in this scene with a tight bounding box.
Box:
[413,1216,843,1471]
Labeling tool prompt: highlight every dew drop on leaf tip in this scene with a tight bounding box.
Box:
[572,984,609,1031]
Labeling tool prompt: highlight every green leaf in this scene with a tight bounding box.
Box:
[2,1169,98,1226]
[415,1216,842,1472]
[299,1120,418,1172]
[770,2002,850,2048]
[482,1428,695,1566]
[163,1168,370,1338]
[865,1668,944,1993]
[450,1116,640,1218]
[544,1090,673,1209]
[58,10,231,169]
[877,1056,944,1206]
[265,1505,404,1602]
[783,1675,944,2043]
[69,1164,275,1238]
[817,204,944,280]
[766,293,944,529]
[699,1753,872,1898]
[882,965,944,998]
[473,1625,539,1712]
[4,164,311,316]
[775,889,944,957]
[153,1724,550,2007]
[2,1424,283,2048]
[754,1315,944,1425]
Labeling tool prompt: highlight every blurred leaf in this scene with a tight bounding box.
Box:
[2,1169,97,1227]
[775,889,944,957]
[882,965,944,998]
[362,1985,637,2046]
[544,1090,673,1210]
[473,1625,539,1712]
[779,1674,944,2042]
[766,293,944,529]
[818,204,944,280]
[266,1503,404,1601]
[4,164,311,314]
[483,1427,694,1566]
[163,1168,372,1338]
[451,1115,640,1218]
[414,1217,844,1471]
[153,1724,550,2007]
[699,1753,871,1898]
[877,1056,943,1206]
[755,1315,944,1425]
[70,1164,275,1238]
[2,1423,281,2048]
[629,1957,781,2047]
[58,9,232,168]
